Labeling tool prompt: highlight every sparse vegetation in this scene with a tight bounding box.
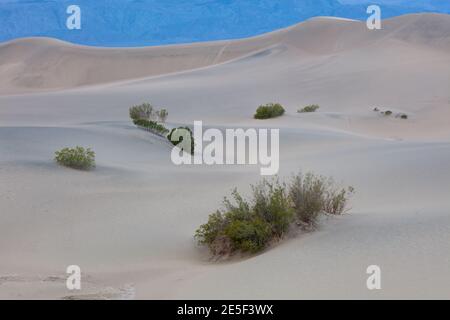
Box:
[130,103,170,136]
[374,108,408,120]
[156,109,169,123]
[254,103,285,119]
[195,173,354,257]
[129,103,154,121]
[133,118,169,136]
[55,146,95,170]
[298,104,320,113]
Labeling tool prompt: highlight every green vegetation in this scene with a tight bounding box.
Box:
[133,118,169,136]
[168,127,195,155]
[130,103,170,136]
[254,103,285,119]
[156,109,169,123]
[374,108,408,120]
[55,146,95,170]
[129,102,154,121]
[196,173,354,257]
[298,104,320,113]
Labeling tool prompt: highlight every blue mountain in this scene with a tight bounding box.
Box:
[0,0,449,47]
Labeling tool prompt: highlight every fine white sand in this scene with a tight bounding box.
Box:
[0,14,449,299]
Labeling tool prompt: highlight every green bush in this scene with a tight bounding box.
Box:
[196,173,354,257]
[156,109,169,123]
[254,103,285,119]
[323,185,355,215]
[167,127,195,155]
[383,110,393,116]
[196,180,294,256]
[133,119,169,136]
[289,173,327,228]
[55,146,95,170]
[298,104,320,113]
[129,103,154,121]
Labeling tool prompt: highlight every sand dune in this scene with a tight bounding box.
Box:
[1,14,449,95]
[0,14,449,299]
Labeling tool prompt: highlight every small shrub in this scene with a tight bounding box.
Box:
[196,173,354,257]
[254,103,285,119]
[289,173,326,228]
[298,104,320,113]
[156,109,169,123]
[323,185,354,215]
[129,103,154,121]
[167,127,195,155]
[196,180,294,256]
[133,119,169,136]
[400,114,408,119]
[373,107,379,112]
[383,110,393,116]
[252,180,294,237]
[55,146,95,170]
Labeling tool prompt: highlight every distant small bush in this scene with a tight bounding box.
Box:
[129,103,154,121]
[400,114,408,119]
[323,185,355,216]
[298,104,320,113]
[129,102,169,124]
[168,127,195,155]
[133,119,169,136]
[196,173,354,257]
[289,173,327,229]
[383,110,393,116]
[55,146,95,170]
[156,109,169,123]
[254,103,285,119]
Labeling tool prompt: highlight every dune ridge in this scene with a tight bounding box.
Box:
[1,13,449,95]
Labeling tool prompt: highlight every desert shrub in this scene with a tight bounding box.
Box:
[383,110,393,116]
[252,180,294,237]
[298,104,320,113]
[196,180,294,256]
[129,103,154,121]
[289,173,327,228]
[156,109,169,123]
[400,114,408,119]
[167,127,195,155]
[133,119,169,136]
[323,185,355,215]
[55,146,95,170]
[196,173,354,257]
[254,103,285,119]
[224,218,272,253]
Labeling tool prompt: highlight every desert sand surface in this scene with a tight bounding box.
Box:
[0,14,449,299]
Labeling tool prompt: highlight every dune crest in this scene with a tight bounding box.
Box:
[0,13,449,95]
